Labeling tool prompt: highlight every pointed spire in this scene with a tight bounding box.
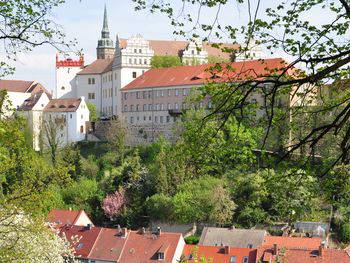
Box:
[102,4,109,33]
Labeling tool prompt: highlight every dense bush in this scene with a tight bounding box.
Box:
[184,235,200,245]
[340,222,350,243]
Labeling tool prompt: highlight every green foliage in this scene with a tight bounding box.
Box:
[340,222,350,243]
[86,101,99,121]
[184,235,200,244]
[146,193,173,221]
[151,55,183,68]
[207,55,229,64]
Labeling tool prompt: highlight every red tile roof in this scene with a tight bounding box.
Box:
[263,236,322,250]
[119,39,239,59]
[118,231,183,262]
[183,245,257,263]
[122,58,289,91]
[0,80,34,93]
[44,98,82,112]
[77,59,113,75]
[89,228,128,262]
[59,225,102,259]
[280,248,350,263]
[47,209,84,225]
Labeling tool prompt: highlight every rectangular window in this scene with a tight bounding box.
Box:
[143,91,147,99]
[166,116,170,122]
[160,90,164,97]
[160,116,163,123]
[137,91,140,99]
[148,90,152,98]
[243,257,248,263]
[88,78,91,84]
[175,89,179,96]
[148,104,152,111]
[91,78,95,84]
[80,125,84,133]
[183,88,186,95]
[132,72,137,78]
[130,117,134,124]
[70,114,72,119]
[155,116,158,123]
[168,89,171,96]
[149,116,152,121]
[230,256,236,263]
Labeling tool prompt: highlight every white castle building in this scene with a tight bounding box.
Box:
[54,6,265,118]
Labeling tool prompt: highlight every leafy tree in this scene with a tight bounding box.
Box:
[151,55,183,68]
[86,101,99,122]
[133,0,350,169]
[1,0,74,77]
[146,193,174,221]
[172,176,235,224]
[207,55,229,64]
[0,208,76,262]
[106,118,127,162]
[340,222,350,243]
[102,188,127,220]
[60,145,83,180]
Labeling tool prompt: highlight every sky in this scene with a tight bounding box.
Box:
[3,0,333,89]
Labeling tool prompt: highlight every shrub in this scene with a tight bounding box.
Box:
[340,222,350,243]
[184,235,200,245]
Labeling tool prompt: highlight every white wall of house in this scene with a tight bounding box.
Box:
[55,66,81,99]
[74,211,94,227]
[76,75,102,115]
[172,235,186,263]
[70,98,90,142]
[4,92,31,116]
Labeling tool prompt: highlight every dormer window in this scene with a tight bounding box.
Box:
[61,86,65,90]
[157,252,164,260]
[230,256,236,263]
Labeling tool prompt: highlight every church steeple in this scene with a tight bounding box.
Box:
[97,4,114,59]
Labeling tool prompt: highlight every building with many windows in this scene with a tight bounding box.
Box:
[54,6,266,119]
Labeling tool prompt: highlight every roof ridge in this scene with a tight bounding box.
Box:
[87,227,103,258]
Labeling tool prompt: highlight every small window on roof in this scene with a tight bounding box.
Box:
[230,256,236,263]
[59,105,66,108]
[76,243,84,250]
[61,86,65,90]
[243,256,248,263]
[247,244,253,249]
[157,252,164,260]
[68,105,75,108]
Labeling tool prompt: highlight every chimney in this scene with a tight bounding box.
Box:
[141,227,146,234]
[157,226,161,236]
[224,246,230,255]
[273,244,278,255]
[86,223,92,230]
[122,227,128,238]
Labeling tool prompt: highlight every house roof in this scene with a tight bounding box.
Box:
[77,59,113,75]
[59,225,102,259]
[0,80,51,96]
[262,236,322,250]
[44,98,82,112]
[183,245,257,263]
[199,227,266,249]
[122,58,288,91]
[47,209,85,225]
[17,92,45,111]
[118,231,183,262]
[88,227,128,262]
[281,248,350,263]
[0,80,34,93]
[119,39,239,59]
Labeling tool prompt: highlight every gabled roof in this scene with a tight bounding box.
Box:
[199,227,266,248]
[281,248,350,263]
[44,98,82,112]
[122,58,288,91]
[47,209,85,225]
[183,245,257,263]
[77,59,113,75]
[119,39,239,59]
[0,80,34,93]
[118,231,183,262]
[262,236,322,250]
[59,225,102,259]
[17,92,45,111]
[88,227,128,262]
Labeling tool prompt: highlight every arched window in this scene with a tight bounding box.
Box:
[124,105,128,112]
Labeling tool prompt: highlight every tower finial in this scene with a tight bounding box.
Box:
[103,4,109,33]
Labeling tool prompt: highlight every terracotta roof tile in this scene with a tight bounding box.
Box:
[44,98,81,112]
[0,80,34,93]
[119,231,182,262]
[262,236,322,250]
[183,245,257,263]
[59,225,102,259]
[122,58,288,91]
[78,59,113,75]
[279,248,350,263]
[47,209,83,225]
[89,228,129,262]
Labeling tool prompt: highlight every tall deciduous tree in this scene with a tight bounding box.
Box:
[133,0,350,169]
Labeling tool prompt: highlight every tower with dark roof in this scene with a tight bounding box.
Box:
[97,5,115,59]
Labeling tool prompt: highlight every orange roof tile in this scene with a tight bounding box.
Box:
[59,225,102,259]
[281,248,350,263]
[118,231,182,262]
[44,98,82,112]
[0,80,34,93]
[89,227,129,262]
[47,209,83,225]
[263,236,322,250]
[78,59,113,75]
[183,245,257,263]
[122,58,289,91]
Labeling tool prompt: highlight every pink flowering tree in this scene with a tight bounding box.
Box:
[102,188,127,220]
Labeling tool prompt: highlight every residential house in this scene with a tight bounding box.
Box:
[47,209,94,227]
[199,227,267,249]
[183,245,257,263]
